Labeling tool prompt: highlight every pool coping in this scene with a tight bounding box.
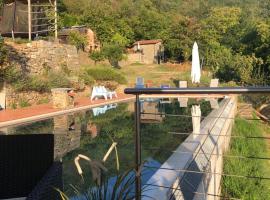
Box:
[0,96,135,128]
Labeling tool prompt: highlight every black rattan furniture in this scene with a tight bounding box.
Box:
[0,134,62,199]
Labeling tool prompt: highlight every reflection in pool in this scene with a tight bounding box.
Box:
[0,98,213,198]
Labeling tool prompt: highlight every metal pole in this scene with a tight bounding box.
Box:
[124,86,270,95]
[135,94,141,200]
[27,0,31,41]
[54,0,58,40]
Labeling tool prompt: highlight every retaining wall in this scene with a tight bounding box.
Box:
[143,96,237,200]
[6,40,79,75]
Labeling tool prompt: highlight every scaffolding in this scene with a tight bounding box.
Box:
[0,0,57,41]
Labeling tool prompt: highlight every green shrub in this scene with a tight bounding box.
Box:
[10,70,71,92]
[37,98,50,105]
[14,38,29,44]
[18,98,31,108]
[11,102,17,109]
[0,36,7,65]
[3,66,22,83]
[12,76,49,92]
[28,76,49,92]
[86,67,127,84]
[79,72,95,86]
[61,63,72,76]
[67,31,88,51]
[47,71,72,89]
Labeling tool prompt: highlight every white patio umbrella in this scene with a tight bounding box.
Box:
[137,42,141,51]
[191,42,201,83]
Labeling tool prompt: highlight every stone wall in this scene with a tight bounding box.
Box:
[6,40,80,75]
[53,114,81,159]
[5,85,51,109]
[3,40,80,109]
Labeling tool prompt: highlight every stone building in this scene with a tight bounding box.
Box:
[127,39,164,64]
[58,25,100,52]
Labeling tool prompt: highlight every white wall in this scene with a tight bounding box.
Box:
[142,96,237,200]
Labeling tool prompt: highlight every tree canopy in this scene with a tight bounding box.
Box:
[57,0,270,85]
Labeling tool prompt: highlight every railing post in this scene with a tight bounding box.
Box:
[135,94,141,200]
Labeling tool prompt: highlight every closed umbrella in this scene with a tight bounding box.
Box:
[137,42,141,51]
[191,42,201,83]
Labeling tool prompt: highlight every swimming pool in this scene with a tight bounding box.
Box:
[0,98,213,198]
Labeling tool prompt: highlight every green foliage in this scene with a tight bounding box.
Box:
[67,31,88,51]
[102,43,126,68]
[201,7,242,42]
[222,118,270,199]
[58,0,270,84]
[0,36,6,61]
[14,38,29,44]
[46,71,72,89]
[37,97,50,105]
[216,53,263,85]
[11,102,17,110]
[59,169,138,200]
[78,71,95,86]
[18,98,31,108]
[4,65,72,92]
[59,13,80,28]
[89,51,104,65]
[86,67,127,84]
[2,66,22,84]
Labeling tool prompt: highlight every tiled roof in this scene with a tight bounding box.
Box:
[134,39,162,45]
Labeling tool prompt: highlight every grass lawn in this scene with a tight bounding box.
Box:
[120,63,212,87]
[222,116,270,199]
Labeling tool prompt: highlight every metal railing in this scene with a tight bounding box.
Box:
[124,86,270,200]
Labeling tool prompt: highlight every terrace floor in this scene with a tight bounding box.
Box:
[0,93,228,128]
[0,94,134,128]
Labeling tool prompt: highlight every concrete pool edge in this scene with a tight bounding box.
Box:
[0,96,135,128]
[143,96,237,200]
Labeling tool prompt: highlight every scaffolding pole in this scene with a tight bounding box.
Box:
[54,0,58,40]
[27,0,32,41]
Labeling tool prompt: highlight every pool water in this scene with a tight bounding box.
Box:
[0,98,213,198]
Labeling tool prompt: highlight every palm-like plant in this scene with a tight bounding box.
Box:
[57,135,152,200]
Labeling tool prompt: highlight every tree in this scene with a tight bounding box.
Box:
[67,31,88,51]
[103,43,125,68]
[89,51,104,65]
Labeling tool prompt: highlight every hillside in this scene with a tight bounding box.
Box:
[58,0,270,86]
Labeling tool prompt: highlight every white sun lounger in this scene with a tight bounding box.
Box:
[101,86,117,99]
[91,86,117,101]
[92,103,118,116]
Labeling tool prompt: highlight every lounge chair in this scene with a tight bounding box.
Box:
[178,81,188,107]
[91,86,111,101]
[101,86,117,99]
[209,79,219,109]
[92,103,118,116]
